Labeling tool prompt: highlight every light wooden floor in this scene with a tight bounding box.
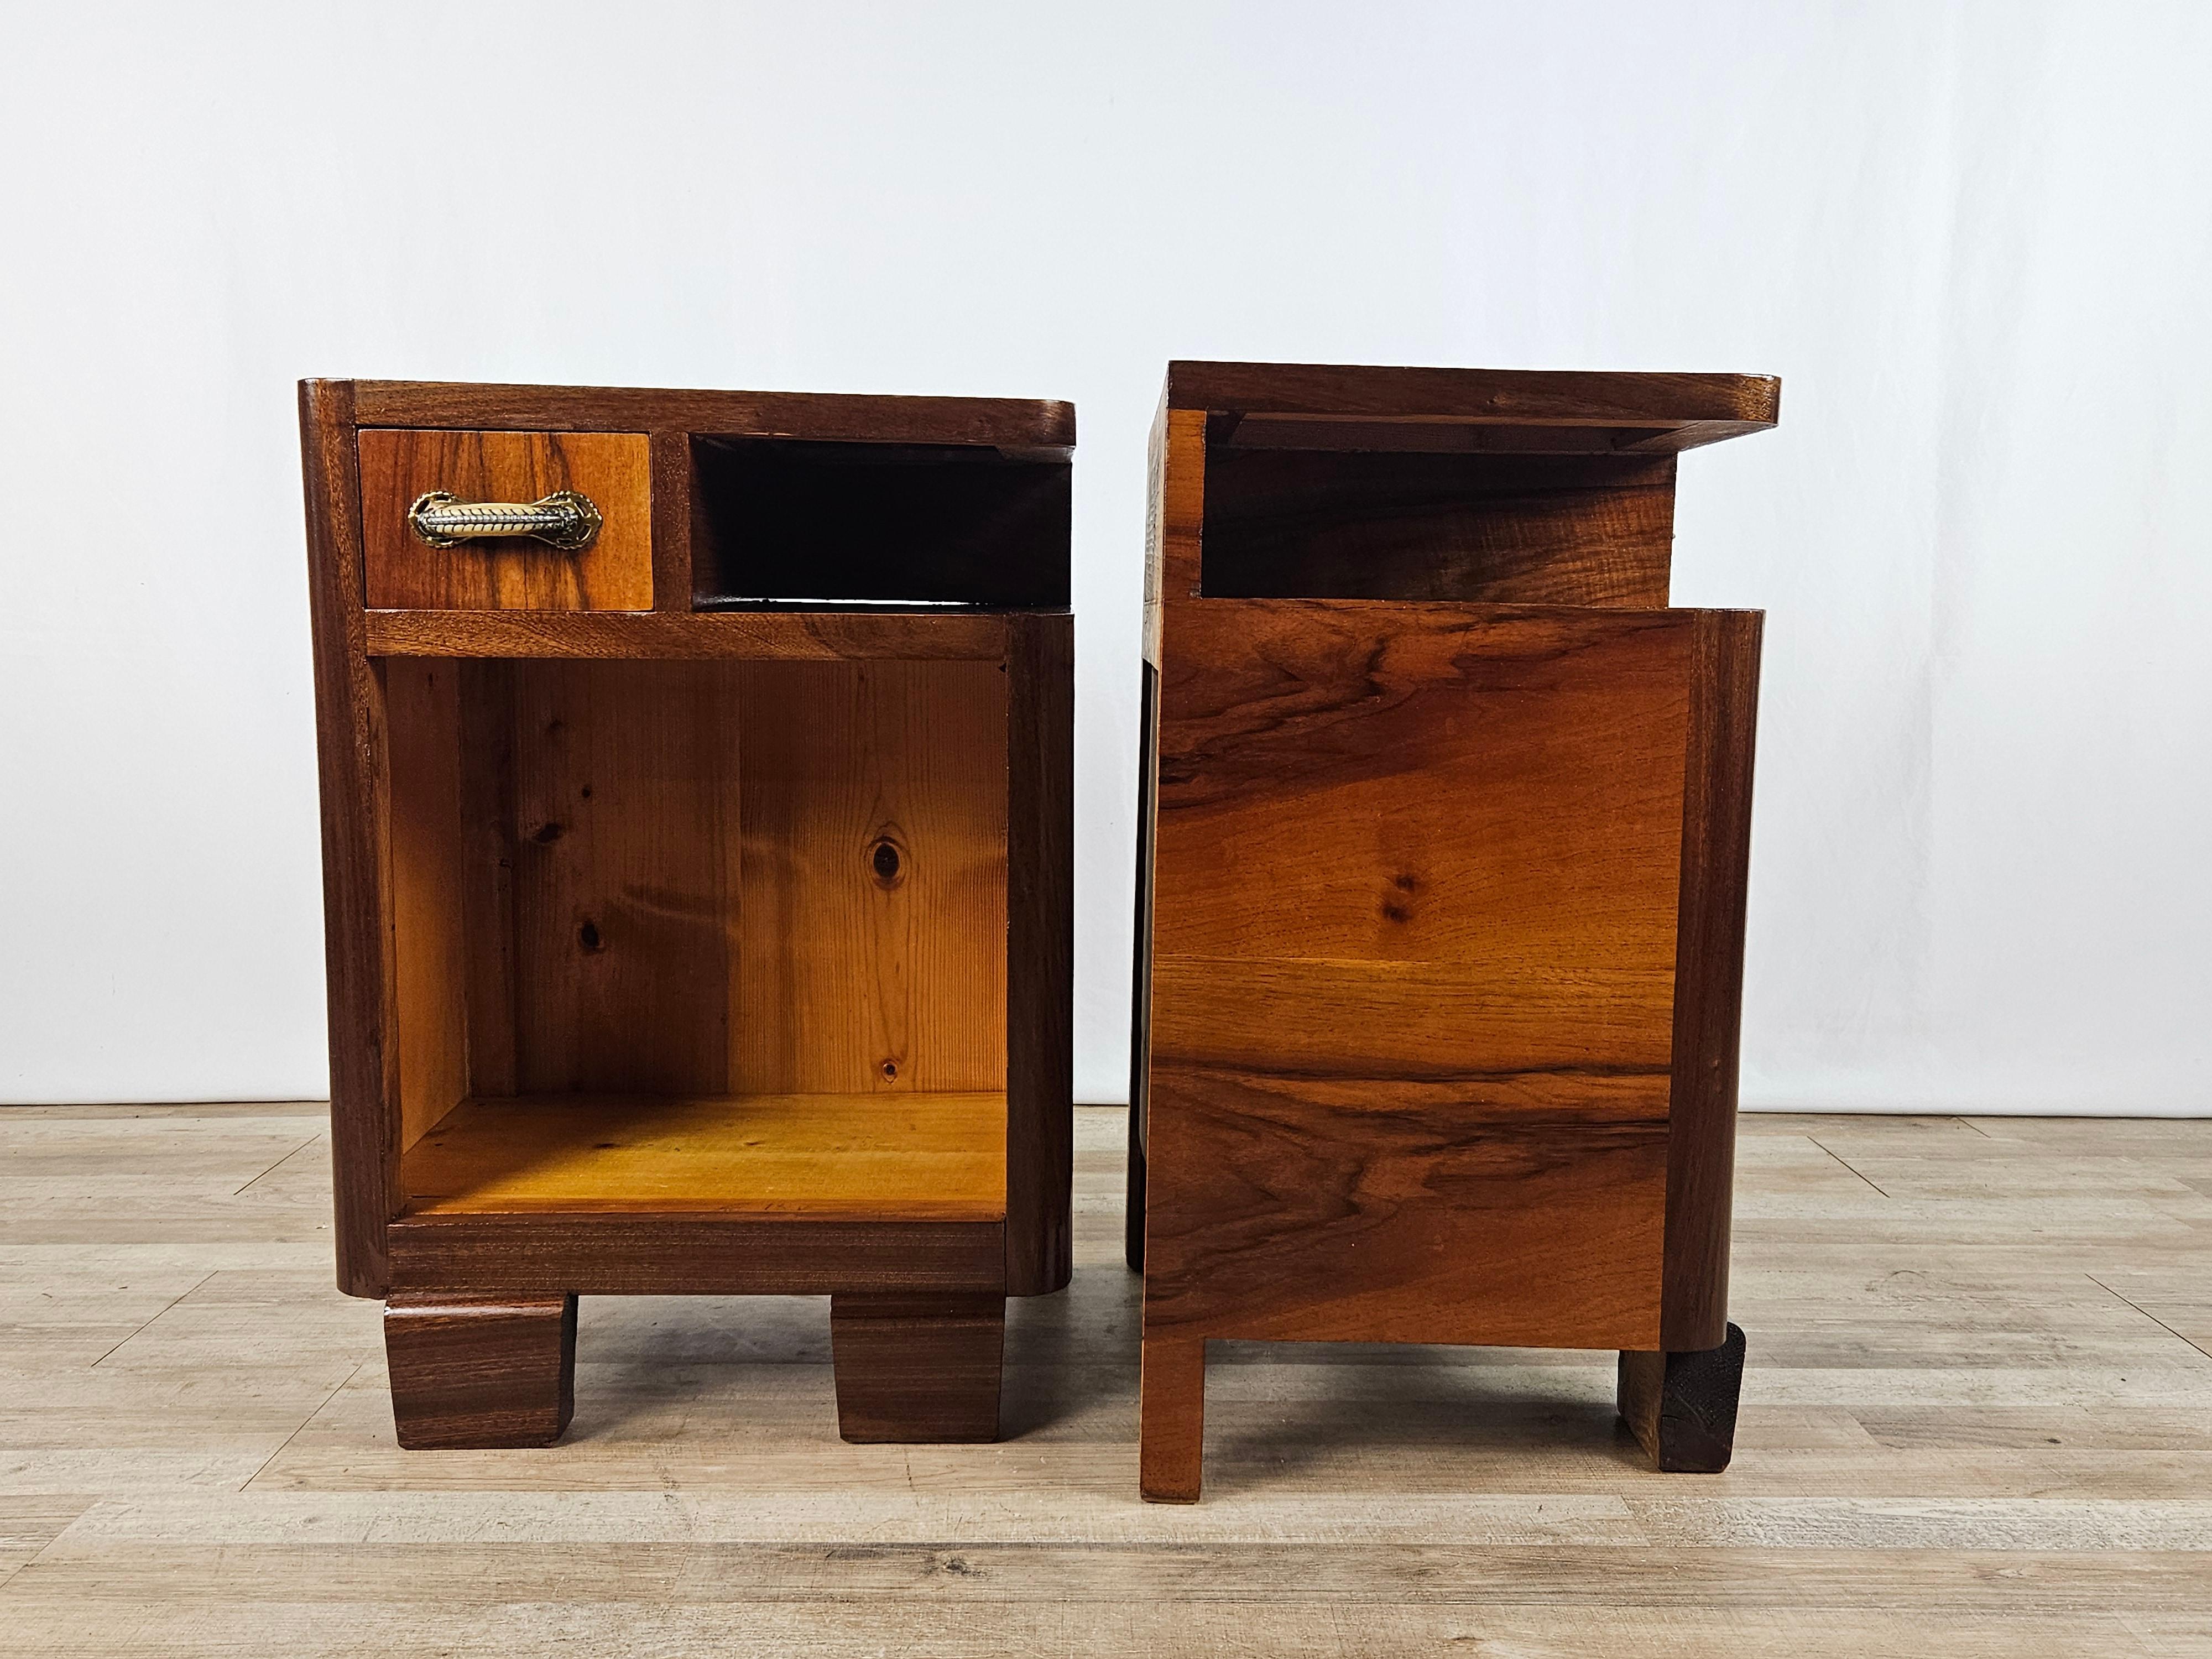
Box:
[3,1105,2210,1656]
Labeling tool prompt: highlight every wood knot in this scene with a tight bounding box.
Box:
[577,920,604,952]
[869,835,905,889]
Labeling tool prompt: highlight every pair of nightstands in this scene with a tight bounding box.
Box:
[300,365,1772,1496]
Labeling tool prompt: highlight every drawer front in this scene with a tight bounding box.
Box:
[359,429,652,611]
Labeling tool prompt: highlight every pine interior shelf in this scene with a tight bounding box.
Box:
[401,1093,1007,1219]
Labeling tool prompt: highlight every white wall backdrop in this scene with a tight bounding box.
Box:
[3,3,2206,1112]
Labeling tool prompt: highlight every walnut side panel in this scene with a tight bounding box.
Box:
[1660,609,1764,1350]
[1005,613,1074,1296]
[299,379,396,1297]
[1151,603,1694,1047]
[1142,1072,1666,1348]
[1142,600,1701,1354]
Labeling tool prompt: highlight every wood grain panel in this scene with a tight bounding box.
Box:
[1152,604,1694,1060]
[1141,1069,1666,1348]
[382,660,468,1151]
[359,430,652,611]
[505,661,741,1095]
[445,658,1009,1104]
[1139,598,1706,1470]
[1149,957,1672,1114]
[734,661,1006,1097]
[400,1093,1006,1219]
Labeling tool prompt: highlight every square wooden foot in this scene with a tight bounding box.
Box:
[1618,1321,1747,1473]
[830,1293,1004,1443]
[384,1292,577,1450]
[1138,1334,1206,1503]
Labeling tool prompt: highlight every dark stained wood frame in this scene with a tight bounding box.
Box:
[1129,362,1775,1500]
[299,378,1073,1444]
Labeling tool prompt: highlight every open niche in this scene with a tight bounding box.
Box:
[1198,431,1679,607]
[380,654,1010,1223]
[690,437,1071,609]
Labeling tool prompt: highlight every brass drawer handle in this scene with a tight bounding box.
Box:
[408,489,603,551]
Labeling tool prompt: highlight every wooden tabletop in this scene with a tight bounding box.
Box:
[1165,361,1779,453]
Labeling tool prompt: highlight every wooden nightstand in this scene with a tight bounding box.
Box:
[1128,362,1776,1500]
[300,380,1072,1448]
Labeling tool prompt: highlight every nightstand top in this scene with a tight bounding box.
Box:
[1164,362,1777,455]
[310,379,1075,453]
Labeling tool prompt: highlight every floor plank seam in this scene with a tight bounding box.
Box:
[1806,1136,1890,1198]
[85,1271,215,1369]
[232,1133,326,1197]
[2084,1274,2212,1365]
[238,1355,371,1493]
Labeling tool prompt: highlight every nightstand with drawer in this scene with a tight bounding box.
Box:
[300,380,1073,1448]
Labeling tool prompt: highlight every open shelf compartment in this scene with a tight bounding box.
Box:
[688,436,1071,610]
[381,651,1010,1225]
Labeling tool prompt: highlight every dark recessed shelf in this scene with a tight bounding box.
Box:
[691,436,1071,610]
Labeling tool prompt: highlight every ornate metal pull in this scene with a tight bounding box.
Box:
[408,489,603,551]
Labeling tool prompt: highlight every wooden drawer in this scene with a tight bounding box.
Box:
[359,430,652,611]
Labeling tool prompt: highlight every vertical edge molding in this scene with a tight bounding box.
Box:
[1004,611,1074,1295]
[1132,401,1207,1251]
[299,378,397,1297]
[648,430,693,612]
[1660,607,1765,1350]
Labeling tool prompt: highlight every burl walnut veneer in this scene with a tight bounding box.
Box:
[301,380,1073,1448]
[1128,362,1777,1500]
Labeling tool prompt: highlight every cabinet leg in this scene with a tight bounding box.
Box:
[1125,1109,1147,1274]
[1618,1322,1747,1472]
[1139,1334,1207,1503]
[830,1293,1004,1443]
[384,1292,577,1450]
